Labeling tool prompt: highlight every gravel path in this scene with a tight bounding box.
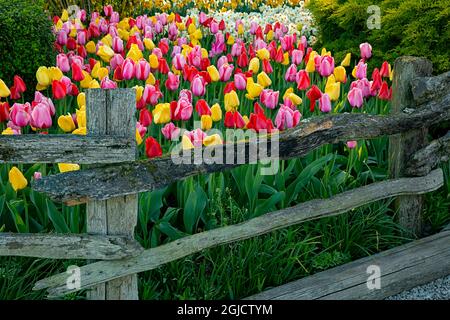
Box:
[386,275,450,300]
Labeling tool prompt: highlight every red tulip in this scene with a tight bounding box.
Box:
[247,112,274,132]
[306,85,322,112]
[158,58,170,74]
[139,108,152,127]
[145,137,162,158]
[13,75,26,93]
[71,62,85,82]
[378,81,392,100]
[0,101,9,122]
[52,80,66,100]
[296,70,310,90]
[237,51,249,68]
[195,99,211,116]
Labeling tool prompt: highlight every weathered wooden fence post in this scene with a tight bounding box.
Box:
[389,56,433,236]
[86,88,138,300]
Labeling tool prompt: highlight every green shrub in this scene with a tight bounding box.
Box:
[0,0,56,98]
[307,0,450,74]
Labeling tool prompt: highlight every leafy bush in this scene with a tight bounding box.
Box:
[0,0,55,97]
[307,0,450,74]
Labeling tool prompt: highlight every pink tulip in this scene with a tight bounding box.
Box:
[292,49,304,65]
[56,30,67,46]
[280,34,295,52]
[234,73,247,90]
[56,54,70,72]
[77,31,86,45]
[168,23,178,41]
[319,93,332,113]
[172,53,186,70]
[350,78,371,98]
[161,122,181,140]
[174,98,193,121]
[166,72,180,91]
[111,12,120,24]
[112,37,124,53]
[104,5,113,16]
[275,104,301,130]
[185,128,206,147]
[135,59,150,81]
[34,92,55,116]
[347,87,364,108]
[315,55,335,77]
[219,63,234,81]
[346,141,357,149]
[10,103,31,127]
[122,58,135,80]
[231,43,242,57]
[217,56,228,70]
[191,75,206,96]
[136,121,147,137]
[101,77,117,89]
[179,89,193,103]
[31,103,52,129]
[285,64,297,82]
[110,54,124,70]
[210,21,219,34]
[143,85,163,105]
[360,42,372,60]
[355,60,367,80]
[260,89,279,109]
[33,172,42,180]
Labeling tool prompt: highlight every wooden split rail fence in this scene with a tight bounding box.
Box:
[0,56,449,300]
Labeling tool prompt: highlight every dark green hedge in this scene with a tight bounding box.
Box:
[0,0,55,98]
[307,0,450,74]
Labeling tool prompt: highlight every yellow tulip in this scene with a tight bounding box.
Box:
[80,71,93,89]
[182,135,195,150]
[207,65,220,82]
[9,167,28,191]
[282,52,290,65]
[286,92,302,106]
[341,53,351,67]
[248,57,260,74]
[76,108,86,128]
[2,127,14,135]
[77,93,86,108]
[237,24,244,35]
[152,103,171,124]
[333,66,347,83]
[203,134,222,147]
[58,163,80,173]
[0,79,11,98]
[305,56,316,73]
[135,86,144,102]
[49,67,63,81]
[146,73,156,85]
[390,69,394,81]
[246,78,263,100]
[97,67,109,80]
[55,19,63,31]
[36,67,52,87]
[187,23,196,35]
[88,79,100,89]
[61,9,69,22]
[72,127,87,135]
[351,66,357,78]
[325,82,340,101]
[149,54,159,69]
[201,48,208,59]
[118,29,130,41]
[283,87,294,100]
[211,103,222,121]
[201,115,213,130]
[86,41,97,54]
[144,38,155,51]
[136,129,143,145]
[243,115,250,127]
[266,30,274,41]
[91,62,101,78]
[58,114,76,133]
[224,90,240,112]
[127,44,143,62]
[257,71,272,87]
[101,34,112,47]
[97,45,115,62]
[227,34,235,45]
[321,48,331,57]
[256,48,270,61]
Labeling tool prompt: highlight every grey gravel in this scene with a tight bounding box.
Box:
[386,275,450,300]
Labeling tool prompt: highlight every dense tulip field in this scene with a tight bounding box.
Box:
[3,4,427,301]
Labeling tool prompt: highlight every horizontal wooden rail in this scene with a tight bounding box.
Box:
[412,71,450,105]
[405,131,450,176]
[0,135,134,164]
[245,228,450,300]
[0,233,143,260]
[32,93,450,204]
[32,169,444,297]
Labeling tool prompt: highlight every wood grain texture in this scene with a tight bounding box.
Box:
[389,56,433,236]
[405,131,450,176]
[0,135,134,164]
[0,233,143,260]
[85,89,138,300]
[32,92,450,204]
[32,169,444,297]
[412,71,450,105]
[245,229,450,300]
